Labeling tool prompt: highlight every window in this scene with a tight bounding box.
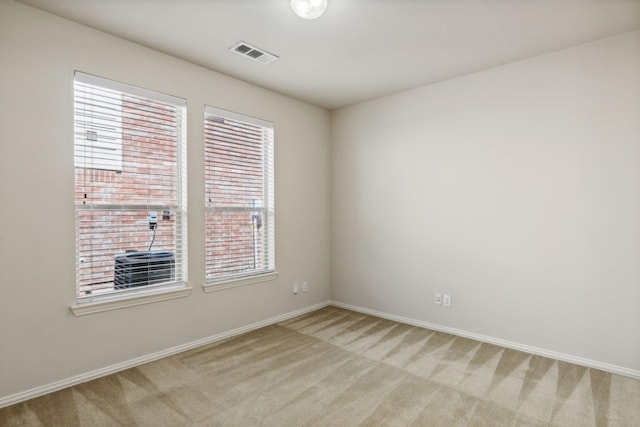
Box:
[204,106,275,286]
[74,72,187,303]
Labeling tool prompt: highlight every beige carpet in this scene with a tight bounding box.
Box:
[1,306,639,426]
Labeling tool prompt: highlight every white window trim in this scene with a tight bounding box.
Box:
[204,105,272,129]
[72,71,188,307]
[202,271,278,293]
[70,285,193,316]
[75,72,187,107]
[204,105,276,283]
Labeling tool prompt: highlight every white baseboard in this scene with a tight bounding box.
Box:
[5,298,636,409]
[330,300,640,380]
[0,300,332,409]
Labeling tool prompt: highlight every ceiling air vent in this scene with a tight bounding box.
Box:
[230,42,278,65]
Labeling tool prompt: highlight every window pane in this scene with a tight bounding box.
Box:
[204,117,265,207]
[206,210,267,276]
[77,209,179,292]
[75,90,179,207]
[74,72,186,300]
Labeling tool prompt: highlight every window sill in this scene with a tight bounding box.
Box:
[203,271,278,293]
[70,285,193,316]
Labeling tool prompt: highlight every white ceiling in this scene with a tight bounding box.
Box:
[17,0,640,110]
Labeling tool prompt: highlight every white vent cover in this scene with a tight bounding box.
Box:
[230,42,278,64]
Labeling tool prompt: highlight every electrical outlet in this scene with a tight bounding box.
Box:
[434,293,442,305]
[443,294,452,307]
[302,281,309,292]
[293,282,299,294]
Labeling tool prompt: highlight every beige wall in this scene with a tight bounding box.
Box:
[0,1,331,399]
[2,0,639,403]
[331,30,640,372]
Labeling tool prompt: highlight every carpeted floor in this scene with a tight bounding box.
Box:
[1,306,639,426]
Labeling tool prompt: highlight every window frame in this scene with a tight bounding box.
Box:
[203,106,276,291]
[72,71,189,311]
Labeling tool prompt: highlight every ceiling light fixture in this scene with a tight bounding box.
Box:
[290,0,328,20]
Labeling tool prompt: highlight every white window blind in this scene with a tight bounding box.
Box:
[74,72,187,302]
[73,81,123,172]
[204,106,275,283]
